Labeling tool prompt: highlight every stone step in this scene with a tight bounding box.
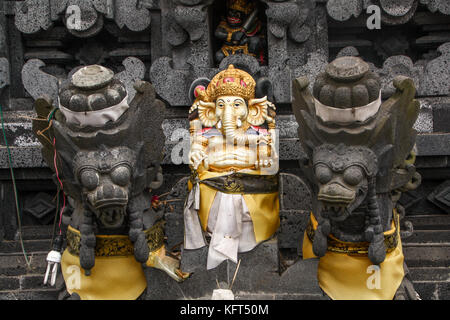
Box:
[413,281,450,300]
[409,267,450,282]
[403,246,450,267]
[0,289,59,300]
[0,253,47,276]
[235,292,328,300]
[406,215,450,230]
[0,239,51,255]
[148,239,323,300]
[403,230,450,244]
[0,274,48,291]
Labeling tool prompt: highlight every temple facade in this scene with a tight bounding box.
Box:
[0,0,449,300]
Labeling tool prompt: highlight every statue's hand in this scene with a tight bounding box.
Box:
[231,31,246,44]
[189,149,209,170]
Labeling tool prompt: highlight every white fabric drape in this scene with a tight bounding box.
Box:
[59,94,129,127]
[183,185,257,270]
[314,91,381,124]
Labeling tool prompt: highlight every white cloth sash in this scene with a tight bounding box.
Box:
[58,94,129,127]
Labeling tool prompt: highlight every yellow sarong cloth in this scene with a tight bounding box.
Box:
[61,227,165,300]
[188,169,280,243]
[303,213,405,300]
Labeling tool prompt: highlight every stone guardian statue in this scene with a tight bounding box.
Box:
[292,56,421,300]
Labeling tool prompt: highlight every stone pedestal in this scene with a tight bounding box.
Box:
[145,237,325,300]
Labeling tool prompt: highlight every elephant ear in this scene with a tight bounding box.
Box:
[198,100,218,127]
[189,77,210,105]
[247,97,269,126]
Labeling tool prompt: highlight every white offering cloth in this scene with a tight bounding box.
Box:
[59,94,129,128]
[314,91,381,124]
[183,185,257,270]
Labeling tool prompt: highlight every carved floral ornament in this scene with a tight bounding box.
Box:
[14,0,152,35]
[262,0,311,43]
[335,43,450,98]
[325,0,449,23]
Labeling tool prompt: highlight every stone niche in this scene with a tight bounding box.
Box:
[150,0,328,106]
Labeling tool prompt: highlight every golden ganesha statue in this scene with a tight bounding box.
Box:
[183,65,279,269]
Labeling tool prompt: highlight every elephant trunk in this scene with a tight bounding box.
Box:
[222,108,247,145]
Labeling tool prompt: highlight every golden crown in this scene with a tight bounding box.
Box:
[227,0,256,14]
[207,65,256,101]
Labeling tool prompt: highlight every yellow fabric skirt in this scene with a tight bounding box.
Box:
[61,249,147,300]
[189,170,280,243]
[303,213,405,300]
[61,227,165,300]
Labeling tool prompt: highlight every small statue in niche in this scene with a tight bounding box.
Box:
[292,56,421,300]
[215,0,266,64]
[32,65,187,300]
[184,65,279,270]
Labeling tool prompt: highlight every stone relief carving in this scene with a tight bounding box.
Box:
[162,0,212,47]
[14,0,53,34]
[336,43,450,98]
[152,0,323,106]
[263,0,311,43]
[22,57,146,107]
[114,57,147,103]
[376,0,418,25]
[22,59,59,106]
[420,0,450,15]
[420,42,450,96]
[325,0,363,22]
[374,55,423,99]
[14,0,152,36]
[325,0,419,24]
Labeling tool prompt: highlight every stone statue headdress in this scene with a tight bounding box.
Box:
[227,0,256,14]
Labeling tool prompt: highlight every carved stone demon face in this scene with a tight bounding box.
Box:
[313,144,377,222]
[74,146,136,229]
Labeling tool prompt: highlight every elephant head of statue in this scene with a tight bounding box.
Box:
[190,65,275,145]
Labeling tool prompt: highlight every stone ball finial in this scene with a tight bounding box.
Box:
[325,56,369,82]
[58,65,127,112]
[313,56,381,109]
[72,65,114,90]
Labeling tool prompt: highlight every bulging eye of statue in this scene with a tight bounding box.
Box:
[315,164,332,185]
[80,169,99,191]
[111,165,131,186]
[343,166,364,186]
[217,101,224,108]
